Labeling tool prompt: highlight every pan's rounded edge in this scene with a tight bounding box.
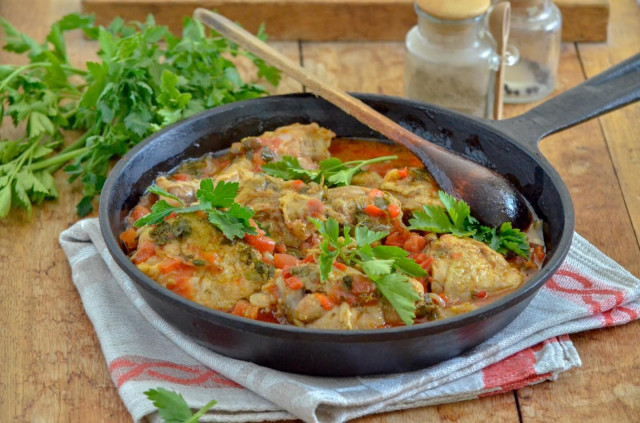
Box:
[99,92,575,376]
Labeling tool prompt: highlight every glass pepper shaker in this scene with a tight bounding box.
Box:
[403,0,499,119]
[501,0,562,103]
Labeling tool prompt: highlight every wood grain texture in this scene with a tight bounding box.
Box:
[1,0,639,421]
[81,0,610,42]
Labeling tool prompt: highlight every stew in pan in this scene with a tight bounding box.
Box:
[120,123,545,329]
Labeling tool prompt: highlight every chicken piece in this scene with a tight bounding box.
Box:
[379,168,443,213]
[306,302,387,330]
[212,157,254,184]
[279,182,326,241]
[154,176,201,206]
[133,214,266,311]
[427,234,524,302]
[233,123,335,169]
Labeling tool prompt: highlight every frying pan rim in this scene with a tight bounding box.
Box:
[99,92,575,343]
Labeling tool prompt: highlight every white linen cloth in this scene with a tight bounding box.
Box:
[60,218,640,423]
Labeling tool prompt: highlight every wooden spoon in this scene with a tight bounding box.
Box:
[193,8,533,230]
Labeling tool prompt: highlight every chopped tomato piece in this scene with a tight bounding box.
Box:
[397,167,409,178]
[159,258,183,274]
[302,255,315,264]
[533,244,545,262]
[168,276,194,300]
[306,199,325,217]
[368,189,384,199]
[133,242,156,264]
[475,290,487,299]
[351,275,376,295]
[131,205,150,222]
[385,231,407,247]
[388,203,401,219]
[274,253,300,269]
[244,233,276,254]
[275,242,287,253]
[119,227,138,250]
[172,173,189,181]
[333,261,347,271]
[292,180,305,191]
[313,293,334,310]
[201,251,218,264]
[327,284,358,306]
[284,275,304,290]
[403,233,426,253]
[363,204,386,218]
[231,300,259,320]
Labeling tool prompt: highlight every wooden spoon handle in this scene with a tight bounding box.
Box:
[193,8,441,163]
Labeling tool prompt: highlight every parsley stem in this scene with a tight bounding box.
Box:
[184,399,218,423]
[0,62,87,92]
[29,147,89,172]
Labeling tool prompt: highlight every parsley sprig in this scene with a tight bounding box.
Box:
[262,155,396,187]
[134,179,257,240]
[144,388,216,423]
[0,13,280,218]
[408,191,531,259]
[309,217,426,325]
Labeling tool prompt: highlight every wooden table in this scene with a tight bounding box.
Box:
[1,0,639,421]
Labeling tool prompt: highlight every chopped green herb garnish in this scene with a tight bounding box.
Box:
[408,191,530,259]
[262,155,397,188]
[309,217,425,325]
[134,179,257,240]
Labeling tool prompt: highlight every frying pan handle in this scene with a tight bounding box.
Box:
[492,52,640,149]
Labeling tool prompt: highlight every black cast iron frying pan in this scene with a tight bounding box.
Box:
[99,53,640,376]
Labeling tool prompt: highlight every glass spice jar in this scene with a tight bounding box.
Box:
[403,0,499,119]
[500,0,562,103]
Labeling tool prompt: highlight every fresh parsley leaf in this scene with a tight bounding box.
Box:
[409,190,530,259]
[374,273,420,326]
[144,387,217,423]
[261,156,320,183]
[408,191,475,237]
[262,155,397,188]
[362,259,395,279]
[134,179,256,240]
[355,226,387,247]
[197,179,238,209]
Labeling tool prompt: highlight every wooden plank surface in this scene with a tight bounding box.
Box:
[1,0,639,422]
[81,0,610,42]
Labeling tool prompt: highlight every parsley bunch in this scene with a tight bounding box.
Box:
[0,13,280,218]
[262,155,396,187]
[309,217,426,325]
[134,179,257,240]
[145,388,216,423]
[408,191,531,259]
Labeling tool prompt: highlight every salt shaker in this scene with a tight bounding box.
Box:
[501,0,562,103]
[403,0,499,119]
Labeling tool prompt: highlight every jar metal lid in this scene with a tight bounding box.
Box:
[415,0,491,20]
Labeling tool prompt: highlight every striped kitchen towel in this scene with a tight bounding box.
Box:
[60,218,640,423]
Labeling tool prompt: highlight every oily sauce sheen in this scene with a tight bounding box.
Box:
[121,123,545,329]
